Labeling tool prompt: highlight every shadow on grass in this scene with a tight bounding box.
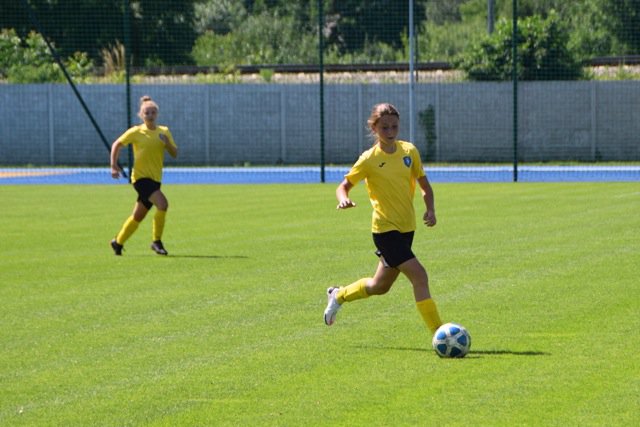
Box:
[167,254,249,259]
[355,345,550,357]
[471,349,550,356]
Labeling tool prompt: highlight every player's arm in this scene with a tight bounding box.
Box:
[336,178,356,209]
[159,133,178,158]
[418,175,436,227]
[110,140,124,178]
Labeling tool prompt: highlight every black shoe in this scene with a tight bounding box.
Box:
[110,239,123,256]
[151,240,168,255]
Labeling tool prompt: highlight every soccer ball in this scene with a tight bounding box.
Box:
[432,323,471,358]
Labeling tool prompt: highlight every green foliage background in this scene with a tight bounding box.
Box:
[1,0,639,82]
[456,12,584,81]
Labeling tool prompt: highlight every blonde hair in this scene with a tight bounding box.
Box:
[367,103,400,141]
[138,95,159,120]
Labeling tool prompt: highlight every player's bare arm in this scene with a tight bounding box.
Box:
[336,178,356,209]
[110,140,123,179]
[418,175,436,227]
[159,133,178,158]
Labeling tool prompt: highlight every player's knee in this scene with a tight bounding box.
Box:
[133,212,147,222]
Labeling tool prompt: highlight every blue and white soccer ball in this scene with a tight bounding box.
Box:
[432,322,471,358]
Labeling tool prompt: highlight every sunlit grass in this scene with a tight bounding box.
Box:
[0,183,638,426]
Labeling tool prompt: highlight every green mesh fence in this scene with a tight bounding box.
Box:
[1,1,639,183]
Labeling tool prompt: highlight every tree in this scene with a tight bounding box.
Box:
[600,0,640,54]
[0,0,124,62]
[193,0,248,35]
[456,11,584,81]
[325,0,426,55]
[192,9,318,67]
[0,28,94,83]
[424,0,467,25]
[0,0,199,66]
[129,0,198,66]
[417,0,486,62]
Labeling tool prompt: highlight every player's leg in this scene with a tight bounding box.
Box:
[334,259,400,305]
[148,189,168,211]
[363,260,400,296]
[325,231,405,325]
[324,260,400,326]
[121,201,149,240]
[398,257,443,334]
[148,189,169,255]
[397,257,431,300]
[111,201,149,255]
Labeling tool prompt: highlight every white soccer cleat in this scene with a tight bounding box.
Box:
[324,287,342,326]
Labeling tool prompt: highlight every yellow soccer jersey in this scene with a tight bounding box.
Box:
[118,124,176,183]
[345,140,425,233]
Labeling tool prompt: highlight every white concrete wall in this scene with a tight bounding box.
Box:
[0,81,638,165]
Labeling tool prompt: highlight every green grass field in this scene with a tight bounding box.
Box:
[1,182,638,426]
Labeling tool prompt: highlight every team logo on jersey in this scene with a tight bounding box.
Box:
[403,156,412,167]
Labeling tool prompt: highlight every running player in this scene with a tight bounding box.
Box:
[323,102,444,336]
[109,95,178,256]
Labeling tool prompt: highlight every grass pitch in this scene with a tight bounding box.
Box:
[0,182,638,426]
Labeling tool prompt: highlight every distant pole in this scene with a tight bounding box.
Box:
[512,0,519,182]
[488,0,495,34]
[409,0,415,145]
[124,0,133,181]
[318,0,325,183]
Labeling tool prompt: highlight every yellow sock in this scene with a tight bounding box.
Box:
[336,278,370,304]
[152,210,166,241]
[116,216,139,244]
[416,298,443,334]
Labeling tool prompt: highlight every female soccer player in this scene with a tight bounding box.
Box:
[323,102,444,336]
[109,95,178,256]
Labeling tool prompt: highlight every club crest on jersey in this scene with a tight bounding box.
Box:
[403,156,412,167]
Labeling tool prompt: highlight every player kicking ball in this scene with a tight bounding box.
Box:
[324,103,444,337]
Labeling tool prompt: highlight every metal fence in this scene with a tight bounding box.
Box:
[1,1,639,180]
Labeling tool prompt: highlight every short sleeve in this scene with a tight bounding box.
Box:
[344,153,369,185]
[411,146,425,179]
[161,127,177,148]
[118,127,138,146]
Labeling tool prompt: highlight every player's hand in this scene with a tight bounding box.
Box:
[111,165,122,179]
[423,210,436,227]
[337,199,356,209]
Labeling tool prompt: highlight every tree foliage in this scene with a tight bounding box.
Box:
[0,0,639,81]
[600,0,640,54]
[326,0,424,54]
[0,0,197,66]
[192,10,319,67]
[0,28,94,83]
[456,11,583,81]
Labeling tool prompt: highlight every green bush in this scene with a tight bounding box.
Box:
[456,11,584,81]
[0,29,94,83]
[417,19,485,62]
[0,29,22,72]
[192,12,318,68]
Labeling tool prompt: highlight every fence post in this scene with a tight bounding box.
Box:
[124,0,133,181]
[409,0,416,145]
[318,0,325,182]
[512,0,519,182]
